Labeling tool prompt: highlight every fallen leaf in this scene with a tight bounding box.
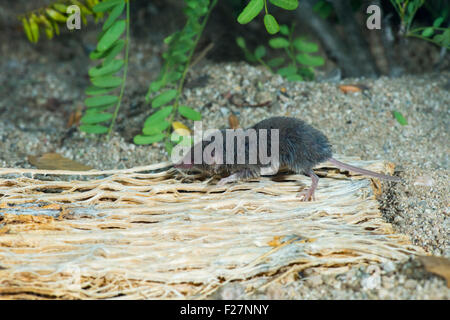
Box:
[418,255,450,287]
[67,105,83,128]
[28,153,93,171]
[268,236,283,247]
[172,121,191,136]
[229,114,239,129]
[339,84,369,93]
[392,110,408,125]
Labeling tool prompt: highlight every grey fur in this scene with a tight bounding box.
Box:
[176,117,400,200]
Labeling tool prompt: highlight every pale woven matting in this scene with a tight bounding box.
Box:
[0,157,424,299]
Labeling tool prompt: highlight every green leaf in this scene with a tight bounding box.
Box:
[91,75,122,88]
[433,17,444,28]
[85,86,115,96]
[152,90,177,108]
[285,74,303,82]
[142,121,171,135]
[186,0,198,10]
[277,66,297,77]
[269,0,298,10]
[144,106,174,127]
[90,39,124,61]
[433,34,444,43]
[264,14,280,34]
[267,57,285,67]
[293,38,319,53]
[93,0,124,13]
[244,51,257,63]
[443,29,450,47]
[167,51,189,63]
[44,25,54,40]
[178,106,202,120]
[149,79,164,93]
[89,59,124,77]
[392,111,408,125]
[298,67,315,80]
[79,124,109,134]
[103,39,125,65]
[53,3,68,13]
[134,134,166,145]
[103,2,125,31]
[85,95,118,107]
[279,24,290,36]
[45,8,67,23]
[407,2,416,15]
[296,53,325,67]
[165,141,174,155]
[269,37,290,48]
[22,18,34,43]
[421,27,434,38]
[254,45,266,59]
[97,20,126,52]
[81,112,113,124]
[236,36,246,49]
[164,33,177,45]
[89,49,105,60]
[29,15,40,43]
[166,71,182,83]
[237,0,264,24]
[313,0,333,19]
[85,103,116,113]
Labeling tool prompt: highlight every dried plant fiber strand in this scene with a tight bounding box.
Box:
[0,157,424,299]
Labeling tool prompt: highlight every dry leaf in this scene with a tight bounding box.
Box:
[339,84,369,94]
[268,236,283,247]
[172,121,191,136]
[418,256,450,287]
[28,153,93,171]
[66,104,83,128]
[229,114,239,129]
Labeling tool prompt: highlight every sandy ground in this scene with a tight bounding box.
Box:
[0,5,449,299]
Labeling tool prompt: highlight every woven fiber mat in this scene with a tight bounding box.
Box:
[0,157,424,299]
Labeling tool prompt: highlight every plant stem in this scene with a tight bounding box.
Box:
[108,0,130,138]
[165,0,218,141]
[285,22,297,68]
[409,26,449,33]
[257,58,272,72]
[406,32,449,48]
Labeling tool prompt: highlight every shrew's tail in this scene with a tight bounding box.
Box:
[328,158,401,182]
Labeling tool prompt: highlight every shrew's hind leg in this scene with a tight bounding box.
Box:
[297,169,319,201]
[217,168,260,186]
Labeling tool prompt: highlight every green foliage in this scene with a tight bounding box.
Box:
[263,14,280,34]
[389,0,449,48]
[237,23,324,82]
[237,0,298,34]
[237,0,264,24]
[20,0,106,43]
[312,0,449,49]
[139,0,218,152]
[392,111,408,125]
[312,0,333,19]
[82,0,129,136]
